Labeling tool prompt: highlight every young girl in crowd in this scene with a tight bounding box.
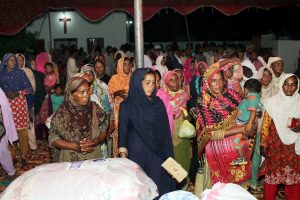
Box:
[44,62,57,93]
[50,84,64,113]
[231,78,262,165]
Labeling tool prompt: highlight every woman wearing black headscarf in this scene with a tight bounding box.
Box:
[118,68,176,196]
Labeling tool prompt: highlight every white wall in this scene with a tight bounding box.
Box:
[26,11,127,52]
[273,40,300,73]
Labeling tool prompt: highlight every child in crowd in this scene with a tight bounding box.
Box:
[44,62,57,93]
[231,78,262,166]
[50,84,64,113]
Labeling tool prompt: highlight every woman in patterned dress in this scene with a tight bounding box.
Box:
[260,74,300,200]
[0,53,33,165]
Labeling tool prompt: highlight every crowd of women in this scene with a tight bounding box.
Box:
[0,43,300,200]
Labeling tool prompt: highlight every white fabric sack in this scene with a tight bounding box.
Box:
[200,182,257,200]
[160,191,199,200]
[0,158,158,200]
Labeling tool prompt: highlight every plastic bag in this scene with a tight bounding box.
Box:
[178,108,196,139]
[200,182,257,200]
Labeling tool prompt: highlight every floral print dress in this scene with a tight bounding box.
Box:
[260,111,300,185]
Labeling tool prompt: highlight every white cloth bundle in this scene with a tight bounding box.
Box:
[0,158,158,200]
[200,182,257,200]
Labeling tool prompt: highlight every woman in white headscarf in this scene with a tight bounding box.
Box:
[250,66,279,192]
[266,57,285,89]
[16,53,36,92]
[257,67,279,105]
[240,59,258,88]
[260,74,300,200]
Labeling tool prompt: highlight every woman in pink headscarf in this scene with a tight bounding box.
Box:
[35,52,50,74]
[162,70,191,172]
[183,58,196,84]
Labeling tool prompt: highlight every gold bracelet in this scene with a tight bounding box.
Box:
[212,129,225,140]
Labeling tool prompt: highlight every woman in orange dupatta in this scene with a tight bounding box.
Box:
[108,57,132,157]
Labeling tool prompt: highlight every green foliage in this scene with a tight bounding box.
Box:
[0,30,36,58]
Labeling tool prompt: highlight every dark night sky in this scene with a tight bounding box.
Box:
[129,6,300,42]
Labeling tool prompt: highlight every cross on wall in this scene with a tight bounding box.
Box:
[59,15,71,34]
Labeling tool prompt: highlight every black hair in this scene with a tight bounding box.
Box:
[54,84,63,90]
[153,70,161,80]
[144,68,156,78]
[244,79,262,93]
[44,62,53,68]
[95,59,105,67]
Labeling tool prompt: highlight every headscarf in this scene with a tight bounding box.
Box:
[155,55,168,77]
[195,61,209,77]
[257,56,267,67]
[0,53,33,95]
[266,57,283,68]
[266,56,285,88]
[221,61,244,95]
[264,74,300,155]
[187,62,208,109]
[163,71,189,119]
[15,53,26,68]
[108,57,131,97]
[80,64,94,74]
[0,88,18,144]
[125,68,173,160]
[114,50,125,60]
[241,59,258,81]
[196,63,242,154]
[81,64,111,113]
[257,66,279,104]
[183,58,195,84]
[174,68,190,95]
[35,52,50,74]
[16,53,36,108]
[50,77,105,143]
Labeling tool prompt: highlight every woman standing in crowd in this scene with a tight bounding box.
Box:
[35,52,50,75]
[162,71,190,175]
[35,62,57,140]
[186,61,208,189]
[16,53,37,150]
[260,74,300,200]
[94,60,111,85]
[174,69,190,95]
[249,66,280,192]
[118,68,176,196]
[222,62,244,97]
[29,59,47,115]
[0,53,33,166]
[183,58,196,85]
[194,62,252,190]
[241,59,258,88]
[154,70,174,136]
[267,57,285,89]
[0,87,18,175]
[108,57,132,157]
[48,77,107,162]
[155,55,168,77]
[16,53,36,93]
[81,65,111,158]
[258,66,279,104]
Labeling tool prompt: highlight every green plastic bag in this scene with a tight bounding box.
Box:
[178,108,196,139]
